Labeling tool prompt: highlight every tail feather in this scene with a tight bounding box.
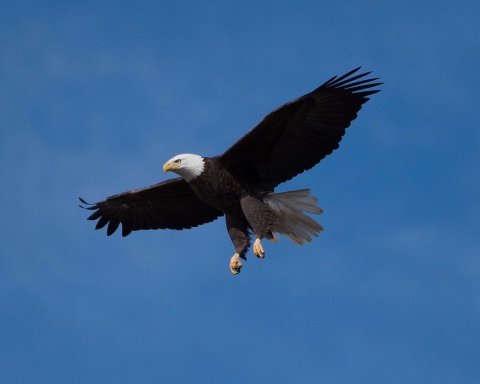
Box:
[264,189,323,245]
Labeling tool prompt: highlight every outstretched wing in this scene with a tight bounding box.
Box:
[217,67,382,190]
[80,178,223,237]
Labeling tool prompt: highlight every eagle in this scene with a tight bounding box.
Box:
[80,67,381,274]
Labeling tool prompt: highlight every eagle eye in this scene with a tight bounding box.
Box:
[174,159,181,163]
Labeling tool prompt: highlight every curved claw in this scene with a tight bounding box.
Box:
[253,238,265,258]
[230,253,243,275]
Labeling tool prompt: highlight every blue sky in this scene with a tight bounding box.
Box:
[1,1,479,383]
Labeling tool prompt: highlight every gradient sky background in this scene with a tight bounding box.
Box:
[1,1,479,383]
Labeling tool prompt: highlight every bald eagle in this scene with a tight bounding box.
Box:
[80,67,381,274]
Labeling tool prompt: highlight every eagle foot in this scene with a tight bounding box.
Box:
[253,238,265,258]
[230,253,243,275]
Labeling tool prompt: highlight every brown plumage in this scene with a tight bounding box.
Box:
[80,178,223,237]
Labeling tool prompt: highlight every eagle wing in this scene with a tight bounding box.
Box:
[80,178,223,237]
[217,68,381,190]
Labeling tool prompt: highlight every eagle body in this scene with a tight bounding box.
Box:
[187,157,255,216]
[80,68,382,274]
[185,156,280,263]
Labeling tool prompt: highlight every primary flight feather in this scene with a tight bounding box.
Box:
[80,67,381,274]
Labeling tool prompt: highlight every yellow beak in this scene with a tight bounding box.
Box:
[163,162,172,173]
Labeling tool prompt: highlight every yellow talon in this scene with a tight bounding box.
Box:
[253,238,265,258]
[230,253,243,275]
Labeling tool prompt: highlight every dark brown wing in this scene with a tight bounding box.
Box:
[80,178,223,237]
[217,68,382,190]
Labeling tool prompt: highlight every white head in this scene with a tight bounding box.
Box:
[163,153,205,181]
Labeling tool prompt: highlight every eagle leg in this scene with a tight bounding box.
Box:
[240,196,274,259]
[253,238,265,258]
[230,253,243,275]
[226,215,251,274]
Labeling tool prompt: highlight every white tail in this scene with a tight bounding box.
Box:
[264,189,324,245]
